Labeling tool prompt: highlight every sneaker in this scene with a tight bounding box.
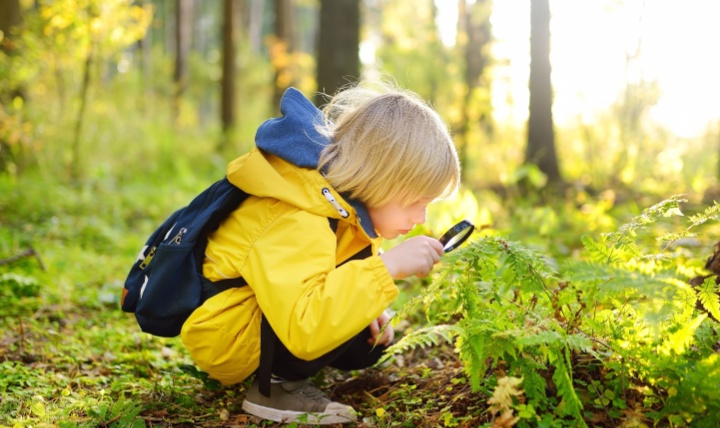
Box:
[242,378,357,425]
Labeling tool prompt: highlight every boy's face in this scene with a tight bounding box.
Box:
[367,198,432,239]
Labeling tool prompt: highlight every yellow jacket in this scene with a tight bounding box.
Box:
[181,89,398,385]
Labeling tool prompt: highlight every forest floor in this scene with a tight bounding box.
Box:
[1,297,494,428]
[1,301,625,428]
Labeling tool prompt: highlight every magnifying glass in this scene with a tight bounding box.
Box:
[438,219,475,252]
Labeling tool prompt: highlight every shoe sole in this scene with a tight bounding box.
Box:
[242,400,356,425]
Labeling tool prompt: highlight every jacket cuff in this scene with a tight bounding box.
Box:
[368,255,399,303]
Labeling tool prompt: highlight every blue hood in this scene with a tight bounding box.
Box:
[253,88,376,238]
[255,87,329,169]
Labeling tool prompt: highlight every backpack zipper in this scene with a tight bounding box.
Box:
[139,246,156,270]
[171,227,187,244]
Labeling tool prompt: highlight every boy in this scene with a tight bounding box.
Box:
[181,81,461,424]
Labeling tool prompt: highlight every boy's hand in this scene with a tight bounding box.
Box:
[368,311,394,346]
[379,236,443,279]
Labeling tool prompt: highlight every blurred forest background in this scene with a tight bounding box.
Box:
[2,0,720,427]
[2,0,719,196]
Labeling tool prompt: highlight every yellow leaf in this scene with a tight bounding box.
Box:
[487,376,524,415]
[31,401,46,417]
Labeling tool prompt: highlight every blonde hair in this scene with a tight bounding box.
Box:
[317,81,461,208]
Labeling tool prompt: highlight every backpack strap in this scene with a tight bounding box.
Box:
[258,315,276,397]
[328,217,339,234]
[257,216,342,397]
[201,276,248,302]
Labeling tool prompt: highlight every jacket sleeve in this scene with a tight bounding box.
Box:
[239,208,398,361]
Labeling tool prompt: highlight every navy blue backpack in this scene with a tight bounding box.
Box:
[121,177,249,337]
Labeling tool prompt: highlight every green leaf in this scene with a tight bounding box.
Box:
[697,276,720,321]
[30,400,46,417]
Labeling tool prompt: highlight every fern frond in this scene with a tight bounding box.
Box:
[515,360,548,406]
[583,233,644,264]
[581,235,619,264]
[659,202,720,252]
[452,315,522,390]
[615,195,686,236]
[514,330,564,348]
[378,324,459,365]
[659,314,706,355]
[565,333,594,355]
[697,276,720,321]
[500,240,556,293]
[549,349,585,424]
[565,259,674,294]
[687,202,720,228]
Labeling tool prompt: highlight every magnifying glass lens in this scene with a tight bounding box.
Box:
[439,220,475,252]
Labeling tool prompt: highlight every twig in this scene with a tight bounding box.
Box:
[0,247,45,270]
[102,414,123,426]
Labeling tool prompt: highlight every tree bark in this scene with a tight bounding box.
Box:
[173,0,193,126]
[0,0,22,64]
[220,0,237,150]
[248,0,265,53]
[70,3,101,183]
[315,0,360,104]
[137,0,153,113]
[272,0,295,112]
[526,0,560,183]
[457,0,492,181]
[0,0,23,171]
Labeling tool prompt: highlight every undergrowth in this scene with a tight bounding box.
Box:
[2,164,720,427]
[386,195,720,427]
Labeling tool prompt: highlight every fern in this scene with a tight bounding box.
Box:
[549,349,585,424]
[514,359,548,407]
[378,324,459,365]
[595,195,686,263]
[388,196,720,425]
[581,235,621,264]
[697,276,720,321]
[658,201,720,252]
[613,195,685,237]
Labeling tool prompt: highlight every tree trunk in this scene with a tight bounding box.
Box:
[248,0,265,53]
[0,0,23,172]
[220,0,237,150]
[526,0,560,183]
[457,0,492,182]
[0,0,22,69]
[272,0,295,112]
[173,0,193,126]
[71,8,97,183]
[137,0,153,113]
[315,0,360,104]
[463,0,491,132]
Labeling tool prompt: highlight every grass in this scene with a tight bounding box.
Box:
[1,153,719,427]
[0,167,490,427]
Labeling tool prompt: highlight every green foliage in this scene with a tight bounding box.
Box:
[387,196,720,425]
[2,2,720,426]
[0,273,41,300]
[697,276,720,321]
[0,0,152,173]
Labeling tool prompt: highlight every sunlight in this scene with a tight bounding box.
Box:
[434,0,720,137]
[434,0,458,46]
